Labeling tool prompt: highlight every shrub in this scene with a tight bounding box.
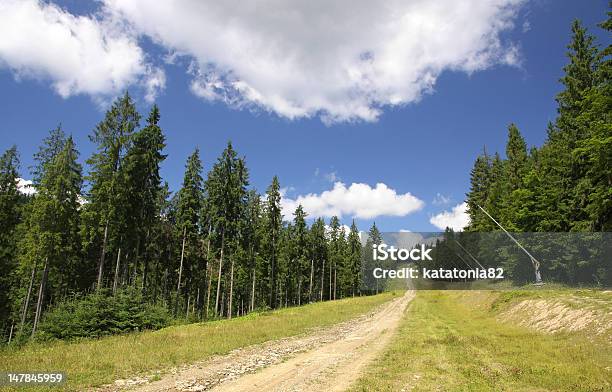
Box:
[36,287,170,340]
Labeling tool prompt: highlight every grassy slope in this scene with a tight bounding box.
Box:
[0,291,398,391]
[350,290,611,392]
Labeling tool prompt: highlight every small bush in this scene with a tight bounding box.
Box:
[36,287,170,340]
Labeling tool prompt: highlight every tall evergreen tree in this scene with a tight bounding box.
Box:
[264,176,282,308]
[25,137,82,336]
[309,217,328,302]
[122,105,167,293]
[347,220,362,297]
[175,148,203,315]
[0,146,21,337]
[30,125,66,187]
[505,124,528,191]
[85,92,141,289]
[290,205,308,305]
[205,142,249,317]
[465,150,492,231]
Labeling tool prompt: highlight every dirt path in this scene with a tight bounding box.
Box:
[110,290,414,392]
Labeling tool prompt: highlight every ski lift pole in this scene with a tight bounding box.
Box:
[454,240,485,270]
[477,205,542,284]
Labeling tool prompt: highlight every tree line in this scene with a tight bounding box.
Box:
[466,15,610,233]
[0,96,372,343]
[460,13,611,285]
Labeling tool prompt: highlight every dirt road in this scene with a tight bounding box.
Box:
[114,290,414,392]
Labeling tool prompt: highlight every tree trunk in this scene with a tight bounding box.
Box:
[220,293,225,317]
[329,260,332,300]
[175,226,187,316]
[228,258,234,319]
[333,267,337,300]
[297,274,301,306]
[250,265,256,312]
[204,229,212,318]
[320,260,325,301]
[308,258,314,303]
[142,229,150,293]
[8,322,14,344]
[195,287,200,319]
[96,221,109,289]
[31,257,49,338]
[186,295,190,319]
[205,261,213,319]
[270,235,276,309]
[19,260,37,334]
[215,230,225,316]
[112,247,122,295]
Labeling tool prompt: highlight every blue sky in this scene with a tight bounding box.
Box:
[0,0,609,232]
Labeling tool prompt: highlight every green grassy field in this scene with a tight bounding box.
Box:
[0,292,398,391]
[350,290,611,392]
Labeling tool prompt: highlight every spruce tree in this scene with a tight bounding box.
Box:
[505,124,528,191]
[30,125,66,186]
[309,217,328,302]
[347,220,362,297]
[264,176,282,308]
[0,146,21,337]
[85,92,141,289]
[291,205,308,305]
[122,105,167,293]
[175,148,203,315]
[465,151,492,231]
[25,137,82,336]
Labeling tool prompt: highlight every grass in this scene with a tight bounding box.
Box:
[350,290,611,392]
[0,291,398,391]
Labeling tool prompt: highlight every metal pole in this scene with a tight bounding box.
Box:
[477,205,542,284]
[454,240,485,269]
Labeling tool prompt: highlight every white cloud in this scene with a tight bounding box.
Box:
[17,178,36,196]
[281,181,424,220]
[104,0,525,123]
[430,202,470,231]
[0,0,164,101]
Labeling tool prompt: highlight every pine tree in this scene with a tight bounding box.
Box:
[122,105,167,293]
[205,142,249,317]
[0,146,21,337]
[465,150,492,231]
[85,92,141,290]
[557,20,599,120]
[243,190,263,312]
[309,218,328,302]
[30,125,66,186]
[362,222,382,294]
[25,138,82,336]
[347,220,362,297]
[264,176,282,308]
[570,11,612,231]
[505,124,528,191]
[291,205,308,305]
[175,148,203,315]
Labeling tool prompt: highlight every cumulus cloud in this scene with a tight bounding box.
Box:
[103,0,525,123]
[281,181,424,220]
[0,0,164,101]
[430,202,470,231]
